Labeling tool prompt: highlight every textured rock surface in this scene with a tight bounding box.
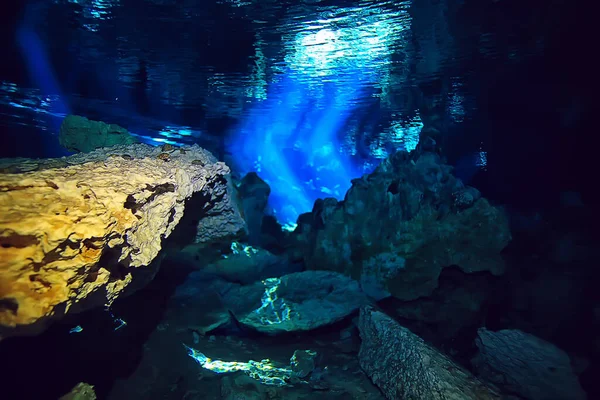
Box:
[472,328,587,400]
[238,172,271,245]
[193,242,300,285]
[193,175,247,245]
[294,151,511,301]
[358,306,501,400]
[59,115,137,153]
[0,143,234,337]
[223,270,369,334]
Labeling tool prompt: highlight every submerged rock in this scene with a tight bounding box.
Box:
[290,349,317,378]
[223,270,369,334]
[194,175,247,245]
[472,328,587,400]
[358,306,501,400]
[59,115,137,153]
[0,143,237,337]
[238,172,271,246]
[203,245,299,285]
[295,151,511,301]
[58,382,97,400]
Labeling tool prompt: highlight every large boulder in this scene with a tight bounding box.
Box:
[472,328,587,400]
[59,115,138,153]
[0,143,243,338]
[294,151,511,301]
[223,270,369,334]
[358,306,501,400]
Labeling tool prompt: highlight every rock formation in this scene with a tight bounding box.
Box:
[223,270,369,334]
[293,151,511,302]
[358,306,501,399]
[237,172,271,246]
[0,143,244,338]
[59,115,138,153]
[472,328,587,400]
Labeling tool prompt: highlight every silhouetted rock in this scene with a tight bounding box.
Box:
[238,172,271,246]
[472,328,587,400]
[59,115,137,153]
[294,151,510,301]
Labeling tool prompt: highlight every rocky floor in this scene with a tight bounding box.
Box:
[108,317,384,400]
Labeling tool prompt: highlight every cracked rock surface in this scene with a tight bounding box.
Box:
[0,143,237,337]
[358,306,501,400]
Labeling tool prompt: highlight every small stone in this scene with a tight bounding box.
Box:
[157,152,170,161]
[290,349,317,378]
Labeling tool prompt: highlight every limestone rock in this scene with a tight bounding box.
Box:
[59,115,137,153]
[193,175,247,245]
[223,270,369,334]
[358,306,501,400]
[472,328,587,400]
[295,151,511,301]
[0,143,236,337]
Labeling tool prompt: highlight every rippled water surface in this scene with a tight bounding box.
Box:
[0,0,569,222]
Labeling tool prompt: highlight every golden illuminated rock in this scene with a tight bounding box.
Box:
[0,144,234,337]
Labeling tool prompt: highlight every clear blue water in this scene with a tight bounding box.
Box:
[0,0,551,224]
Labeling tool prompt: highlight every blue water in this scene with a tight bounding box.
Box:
[0,0,545,224]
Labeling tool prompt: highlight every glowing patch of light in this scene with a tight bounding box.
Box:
[477,143,488,171]
[449,78,466,123]
[142,136,178,145]
[230,3,414,226]
[224,241,259,258]
[16,17,71,124]
[80,0,118,32]
[254,278,292,326]
[388,113,423,153]
[282,222,298,232]
[285,5,411,79]
[185,345,292,386]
